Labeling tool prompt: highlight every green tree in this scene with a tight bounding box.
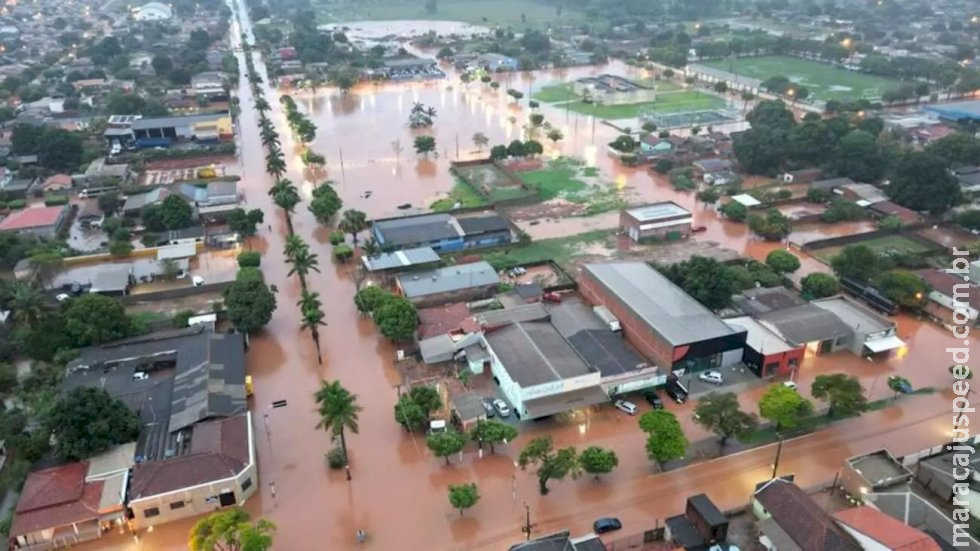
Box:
[877,215,904,230]
[469,419,518,454]
[578,446,619,480]
[1,280,47,329]
[189,508,275,551]
[329,69,357,94]
[393,386,442,432]
[354,285,393,314]
[64,294,132,346]
[811,373,867,417]
[638,410,688,469]
[765,250,801,274]
[886,152,961,215]
[693,392,757,445]
[719,201,747,221]
[338,209,370,245]
[801,272,840,299]
[697,188,720,204]
[529,113,545,127]
[955,210,980,231]
[518,437,579,495]
[298,291,326,363]
[506,140,526,158]
[748,208,792,241]
[927,132,980,166]
[223,277,277,333]
[426,430,466,465]
[831,244,879,283]
[829,130,887,182]
[546,128,564,144]
[759,384,812,430]
[285,248,320,283]
[524,140,544,157]
[46,387,140,460]
[97,191,120,214]
[314,380,362,478]
[876,269,929,310]
[414,135,437,157]
[820,199,866,223]
[489,145,508,160]
[659,256,736,311]
[448,483,479,516]
[787,120,835,165]
[227,208,265,241]
[472,132,489,151]
[237,251,261,268]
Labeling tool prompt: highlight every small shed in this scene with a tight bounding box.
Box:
[450,393,487,430]
[731,194,762,208]
[156,242,198,260]
[685,494,728,544]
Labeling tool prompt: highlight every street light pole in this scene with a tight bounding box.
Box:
[523,502,533,540]
[770,434,783,480]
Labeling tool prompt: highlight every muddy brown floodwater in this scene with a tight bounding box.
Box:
[95,5,978,551]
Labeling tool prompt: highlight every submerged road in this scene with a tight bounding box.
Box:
[73,4,972,551]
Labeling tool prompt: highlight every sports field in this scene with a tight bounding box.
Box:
[812,235,934,263]
[557,90,726,120]
[700,55,899,101]
[319,0,583,28]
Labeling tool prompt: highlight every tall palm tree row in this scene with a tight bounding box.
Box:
[314,380,362,480]
[297,290,326,364]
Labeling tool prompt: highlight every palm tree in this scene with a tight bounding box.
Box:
[286,248,320,287]
[1,281,47,329]
[360,237,381,258]
[29,249,63,288]
[314,380,362,480]
[254,96,270,113]
[269,179,300,213]
[298,290,325,364]
[283,234,309,261]
[337,209,369,245]
[266,153,286,180]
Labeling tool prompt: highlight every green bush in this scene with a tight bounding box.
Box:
[236,267,265,282]
[325,446,347,469]
[333,244,354,261]
[173,309,196,328]
[44,195,69,206]
[7,200,26,209]
[237,250,261,268]
[329,230,345,245]
[654,158,676,174]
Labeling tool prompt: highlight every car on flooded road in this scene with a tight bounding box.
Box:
[593,517,622,534]
[480,398,495,418]
[614,399,637,415]
[698,371,724,385]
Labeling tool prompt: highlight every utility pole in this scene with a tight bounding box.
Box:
[770,434,783,480]
[523,502,534,540]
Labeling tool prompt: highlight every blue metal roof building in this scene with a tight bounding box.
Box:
[923,100,980,122]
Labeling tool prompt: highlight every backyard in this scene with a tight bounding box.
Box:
[811,234,936,263]
[318,0,583,28]
[699,55,899,101]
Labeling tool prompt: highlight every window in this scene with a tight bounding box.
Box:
[242,478,252,491]
[765,362,779,374]
[143,507,160,518]
[169,501,185,510]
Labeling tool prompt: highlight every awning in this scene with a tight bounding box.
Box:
[864,335,906,353]
[523,386,609,419]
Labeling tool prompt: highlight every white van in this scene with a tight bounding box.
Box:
[614,400,637,415]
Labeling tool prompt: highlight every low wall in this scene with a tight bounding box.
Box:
[121,280,231,304]
[63,242,206,266]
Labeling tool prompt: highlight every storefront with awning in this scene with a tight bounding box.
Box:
[863,335,906,355]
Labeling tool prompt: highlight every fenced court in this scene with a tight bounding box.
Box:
[452,161,537,203]
[639,108,737,129]
[809,234,940,263]
[698,55,898,101]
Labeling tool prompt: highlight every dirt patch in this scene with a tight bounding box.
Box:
[506,199,586,221]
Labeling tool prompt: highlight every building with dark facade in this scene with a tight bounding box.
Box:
[579,263,746,373]
[371,212,511,253]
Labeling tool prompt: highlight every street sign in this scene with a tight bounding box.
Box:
[272,400,288,408]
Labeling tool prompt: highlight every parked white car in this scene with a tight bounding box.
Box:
[698,371,724,385]
[614,399,637,415]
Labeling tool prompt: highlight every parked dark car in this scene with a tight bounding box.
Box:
[665,380,688,404]
[593,517,622,534]
[888,376,913,394]
[480,398,495,418]
[643,391,663,409]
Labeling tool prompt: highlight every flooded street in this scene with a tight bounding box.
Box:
[103,6,979,551]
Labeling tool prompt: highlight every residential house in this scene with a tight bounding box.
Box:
[0,205,69,238]
[782,168,825,184]
[833,507,941,551]
[474,53,518,72]
[639,134,688,159]
[954,166,980,195]
[76,201,104,228]
[916,269,979,324]
[508,531,606,551]
[122,188,171,216]
[692,158,734,184]
[867,201,923,225]
[39,174,72,193]
[751,478,861,551]
[809,177,856,193]
[394,261,500,307]
[579,263,747,373]
[620,202,693,243]
[839,183,887,205]
[150,225,207,246]
[2,178,36,199]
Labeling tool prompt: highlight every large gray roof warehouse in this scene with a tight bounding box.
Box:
[484,321,594,387]
[582,263,740,346]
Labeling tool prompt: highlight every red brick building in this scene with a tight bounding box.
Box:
[724,316,804,377]
[579,263,746,373]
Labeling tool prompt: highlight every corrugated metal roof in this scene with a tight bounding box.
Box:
[584,263,741,346]
[397,261,499,298]
[362,246,440,271]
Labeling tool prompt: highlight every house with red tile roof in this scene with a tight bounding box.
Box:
[0,205,69,238]
[9,464,104,549]
[916,269,979,324]
[833,507,941,551]
[39,173,72,192]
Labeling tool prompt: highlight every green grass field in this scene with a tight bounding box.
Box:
[812,235,934,263]
[479,229,614,269]
[533,84,577,103]
[430,180,489,211]
[700,55,899,101]
[554,90,726,120]
[517,166,588,201]
[319,0,582,28]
